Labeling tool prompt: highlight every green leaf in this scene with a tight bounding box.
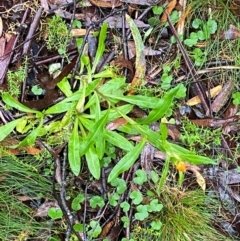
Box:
[105,130,134,152]
[135,205,148,221]
[80,111,109,156]
[85,145,100,179]
[90,196,105,208]
[88,220,102,238]
[0,118,23,142]
[18,118,43,147]
[133,169,147,185]
[148,199,163,212]
[150,170,159,183]
[98,77,125,95]
[165,141,217,165]
[120,202,130,212]
[148,17,160,25]
[126,14,146,86]
[207,19,217,34]
[192,18,202,29]
[121,216,130,228]
[130,190,143,205]
[92,23,108,73]
[152,6,163,15]
[105,94,160,109]
[68,118,81,176]
[72,193,85,211]
[151,220,162,230]
[108,138,146,182]
[233,92,240,105]
[48,207,63,220]
[138,85,180,124]
[2,93,42,115]
[31,85,43,95]
[109,192,120,206]
[104,104,133,122]
[57,76,73,97]
[72,19,82,28]
[110,178,127,194]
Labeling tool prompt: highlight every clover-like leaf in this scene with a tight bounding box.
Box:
[133,169,147,185]
[90,196,105,209]
[130,190,143,205]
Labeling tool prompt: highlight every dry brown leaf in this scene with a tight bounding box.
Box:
[70,29,94,37]
[186,85,222,106]
[176,5,191,30]
[212,81,234,113]
[186,164,206,192]
[88,0,122,8]
[219,25,240,40]
[106,117,128,130]
[161,0,177,23]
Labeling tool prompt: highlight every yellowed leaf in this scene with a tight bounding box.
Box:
[70,29,94,37]
[186,164,206,192]
[161,0,177,23]
[186,85,222,106]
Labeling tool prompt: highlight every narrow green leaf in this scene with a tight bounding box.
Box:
[105,94,160,109]
[126,14,146,86]
[102,104,133,122]
[98,77,125,95]
[115,108,216,165]
[57,76,73,97]
[45,102,75,114]
[68,118,81,176]
[85,145,100,179]
[108,138,146,182]
[0,118,23,141]
[80,111,109,156]
[92,23,108,73]
[2,93,42,115]
[165,141,217,165]
[18,118,43,147]
[105,130,134,152]
[139,85,179,124]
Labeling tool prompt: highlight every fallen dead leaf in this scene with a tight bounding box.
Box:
[70,29,94,37]
[186,164,206,192]
[212,80,233,113]
[186,85,222,106]
[88,0,122,8]
[161,0,177,23]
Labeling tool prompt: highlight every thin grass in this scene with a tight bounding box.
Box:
[132,185,235,241]
[0,155,56,240]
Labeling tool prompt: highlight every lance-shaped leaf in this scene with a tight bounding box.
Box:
[105,94,160,109]
[138,85,180,124]
[105,130,134,152]
[108,138,146,183]
[0,118,23,142]
[2,93,42,115]
[80,111,109,156]
[126,14,146,90]
[18,117,43,147]
[92,23,108,73]
[85,145,100,179]
[68,118,81,176]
